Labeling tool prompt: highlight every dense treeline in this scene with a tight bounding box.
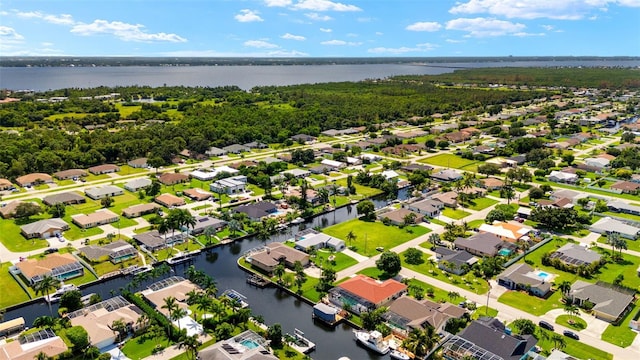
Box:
[0,79,550,179]
[400,67,640,89]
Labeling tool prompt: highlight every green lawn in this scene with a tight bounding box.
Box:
[598,235,640,252]
[555,314,587,331]
[0,219,49,252]
[601,302,639,348]
[466,219,485,229]
[311,249,358,272]
[118,165,149,175]
[399,249,489,294]
[441,207,471,220]
[533,327,612,360]
[323,219,430,257]
[333,178,383,198]
[419,153,479,169]
[0,262,31,308]
[464,197,498,211]
[122,335,173,360]
[472,306,498,319]
[498,290,564,316]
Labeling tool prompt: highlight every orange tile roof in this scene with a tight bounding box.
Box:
[15,253,78,280]
[339,274,407,305]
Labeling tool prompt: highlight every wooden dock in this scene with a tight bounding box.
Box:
[286,328,315,354]
[246,274,270,288]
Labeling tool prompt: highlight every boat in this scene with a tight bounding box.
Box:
[276,223,288,232]
[167,250,201,265]
[353,330,390,355]
[220,289,249,308]
[390,349,411,360]
[128,265,153,276]
[44,283,78,303]
[291,217,305,224]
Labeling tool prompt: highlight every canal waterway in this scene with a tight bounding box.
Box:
[5,192,408,360]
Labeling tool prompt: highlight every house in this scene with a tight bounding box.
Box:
[0,329,68,360]
[548,170,579,184]
[346,156,362,166]
[124,178,152,192]
[88,164,120,174]
[53,169,87,180]
[589,217,640,239]
[401,163,433,172]
[607,200,640,216]
[478,222,531,243]
[184,188,213,201]
[43,192,86,206]
[549,189,587,204]
[443,131,472,143]
[584,157,610,169]
[431,169,463,182]
[68,296,145,349]
[610,181,640,194]
[20,218,69,239]
[234,201,277,221]
[122,203,161,218]
[205,146,227,157]
[287,188,320,205]
[381,170,400,180]
[128,157,148,168]
[78,240,138,264]
[0,317,25,338]
[72,209,119,229]
[247,242,309,273]
[441,317,538,360]
[230,160,258,170]
[14,253,84,285]
[454,232,507,257]
[383,296,467,335]
[223,144,250,154]
[431,191,459,208]
[569,281,635,324]
[404,199,443,217]
[141,277,203,336]
[190,169,217,181]
[434,247,478,275]
[210,176,247,195]
[378,208,422,226]
[309,164,333,175]
[0,201,41,219]
[158,172,189,185]
[0,178,13,190]
[15,173,53,187]
[155,193,186,208]
[133,230,187,251]
[290,134,317,143]
[191,216,227,235]
[293,229,345,252]
[479,177,504,190]
[198,330,277,360]
[320,158,346,169]
[497,263,552,297]
[516,206,532,219]
[505,154,527,166]
[281,168,310,179]
[85,185,124,200]
[244,141,268,149]
[550,243,602,267]
[328,274,407,314]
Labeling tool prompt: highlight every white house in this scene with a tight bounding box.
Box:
[320,159,346,169]
[210,176,247,195]
[584,157,610,169]
[548,170,579,184]
[381,170,400,180]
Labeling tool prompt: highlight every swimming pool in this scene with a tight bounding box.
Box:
[537,271,550,279]
[498,248,512,256]
[240,340,260,349]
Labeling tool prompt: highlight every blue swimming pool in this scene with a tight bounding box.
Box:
[241,340,260,349]
[498,248,512,256]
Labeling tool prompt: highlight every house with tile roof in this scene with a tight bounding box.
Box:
[0,329,68,360]
[155,193,186,208]
[122,203,161,218]
[478,221,531,243]
[15,173,53,187]
[383,296,467,335]
[158,172,189,185]
[72,209,119,229]
[88,164,120,174]
[454,232,510,258]
[497,263,552,297]
[328,274,407,314]
[0,200,41,219]
[14,253,84,285]
[246,242,309,273]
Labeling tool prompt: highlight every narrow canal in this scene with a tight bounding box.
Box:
[5,192,408,360]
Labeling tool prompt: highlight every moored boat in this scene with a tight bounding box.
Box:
[390,349,411,360]
[353,330,390,355]
[44,283,78,303]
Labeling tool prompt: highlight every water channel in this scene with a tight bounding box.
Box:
[5,190,410,360]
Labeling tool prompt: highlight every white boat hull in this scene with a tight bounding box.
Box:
[353,330,390,355]
[390,350,411,360]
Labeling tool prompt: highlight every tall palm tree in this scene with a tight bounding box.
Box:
[346,230,357,246]
[161,296,179,337]
[273,264,285,284]
[177,209,196,238]
[34,276,60,316]
[34,352,50,360]
[203,226,217,246]
[228,219,242,238]
[177,334,201,360]
[402,327,438,357]
[551,333,566,349]
[564,303,580,324]
[158,219,171,254]
[556,280,572,296]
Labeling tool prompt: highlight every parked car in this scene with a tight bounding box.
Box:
[538,321,554,331]
[563,330,579,340]
[44,248,59,254]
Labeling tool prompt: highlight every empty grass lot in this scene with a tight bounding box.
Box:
[464,197,498,211]
[419,153,480,172]
[323,219,430,257]
[0,262,31,308]
[442,207,471,220]
[312,249,358,272]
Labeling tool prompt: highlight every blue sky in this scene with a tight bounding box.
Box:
[1,0,639,57]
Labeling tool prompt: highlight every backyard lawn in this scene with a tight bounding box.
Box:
[0,262,31,308]
[472,306,498,319]
[323,219,430,257]
[464,197,498,211]
[419,153,477,169]
[0,218,49,252]
[498,289,564,316]
[311,249,358,272]
[441,207,471,220]
[399,249,490,294]
[601,302,639,348]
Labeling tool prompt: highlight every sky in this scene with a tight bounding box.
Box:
[1,0,639,57]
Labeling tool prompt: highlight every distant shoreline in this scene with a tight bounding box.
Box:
[1,56,639,68]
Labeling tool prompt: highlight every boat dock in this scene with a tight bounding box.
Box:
[312,302,345,327]
[221,289,249,308]
[286,328,315,354]
[246,274,270,288]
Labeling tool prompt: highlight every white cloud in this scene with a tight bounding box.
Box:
[448,0,639,20]
[375,31,383,36]
[0,26,24,42]
[513,32,545,37]
[244,40,280,48]
[541,24,554,31]
[71,20,187,42]
[446,17,526,37]
[446,38,465,43]
[306,12,332,21]
[368,43,437,54]
[163,49,308,57]
[41,42,54,47]
[319,27,333,32]
[14,10,75,25]
[235,9,264,22]
[267,49,309,56]
[281,33,306,40]
[293,0,361,12]
[265,0,293,6]
[357,17,372,22]
[320,39,362,45]
[406,21,442,32]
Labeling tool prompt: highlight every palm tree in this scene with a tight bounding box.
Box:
[158,219,171,253]
[172,308,188,331]
[34,276,60,316]
[607,231,619,257]
[178,334,202,360]
[346,230,357,246]
[177,209,196,237]
[402,326,438,357]
[161,296,179,337]
[108,319,128,343]
[273,264,285,284]
[228,219,242,238]
[447,291,460,302]
[33,316,56,329]
[564,303,580,324]
[556,280,572,296]
[551,333,566,349]
[34,352,50,360]
[203,226,217,246]
[196,296,212,321]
